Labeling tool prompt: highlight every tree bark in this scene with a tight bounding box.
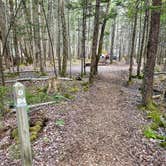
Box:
[96,0,110,73]
[9,0,20,73]
[89,0,101,83]
[110,18,116,64]
[60,0,68,77]
[137,0,149,76]
[57,0,62,75]
[128,1,139,82]
[81,0,88,76]
[142,0,161,105]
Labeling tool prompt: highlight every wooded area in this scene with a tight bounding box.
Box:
[0,0,166,165]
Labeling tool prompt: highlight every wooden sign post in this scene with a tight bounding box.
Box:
[13,82,32,166]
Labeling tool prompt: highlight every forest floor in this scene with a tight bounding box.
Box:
[0,64,166,166]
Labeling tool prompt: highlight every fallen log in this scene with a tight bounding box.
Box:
[3,77,73,83]
[154,72,166,75]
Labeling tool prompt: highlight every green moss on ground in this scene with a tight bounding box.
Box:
[11,119,44,143]
[160,141,166,148]
[81,81,89,92]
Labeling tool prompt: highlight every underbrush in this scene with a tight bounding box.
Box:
[138,103,166,148]
[0,78,90,114]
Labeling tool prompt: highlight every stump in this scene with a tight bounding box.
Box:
[47,77,59,94]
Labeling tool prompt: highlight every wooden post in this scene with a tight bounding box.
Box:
[13,82,32,166]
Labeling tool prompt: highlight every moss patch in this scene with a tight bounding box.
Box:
[68,86,79,93]
[160,141,166,148]
[81,81,89,92]
[11,119,45,143]
[8,144,21,160]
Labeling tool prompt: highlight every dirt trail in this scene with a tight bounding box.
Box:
[1,66,165,166]
[51,69,165,166]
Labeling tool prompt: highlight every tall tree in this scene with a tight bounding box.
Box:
[60,0,68,77]
[89,0,101,83]
[9,0,20,73]
[57,0,62,75]
[96,0,111,73]
[81,0,88,76]
[128,0,139,82]
[110,17,116,64]
[137,0,149,76]
[142,0,162,105]
[0,0,6,85]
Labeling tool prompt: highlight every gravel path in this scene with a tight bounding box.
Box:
[0,66,165,166]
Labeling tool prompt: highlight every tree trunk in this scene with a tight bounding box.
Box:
[110,17,116,64]
[81,0,88,76]
[89,0,101,83]
[9,0,20,73]
[96,0,110,73]
[60,0,68,77]
[142,0,161,105]
[137,0,148,76]
[128,1,139,82]
[57,0,62,75]
[38,3,44,73]
[0,0,6,85]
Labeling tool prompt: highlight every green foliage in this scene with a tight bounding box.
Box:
[55,119,65,127]
[160,141,166,148]
[147,111,163,127]
[53,94,68,101]
[81,81,89,92]
[137,104,146,111]
[26,90,53,105]
[144,127,157,139]
[150,122,159,131]
[39,72,48,76]
[131,74,144,79]
[63,93,75,99]
[145,103,166,128]
[11,128,19,142]
[108,7,118,19]
[4,72,19,78]
[26,81,78,105]
[140,102,166,148]
[68,86,79,93]
[144,127,166,141]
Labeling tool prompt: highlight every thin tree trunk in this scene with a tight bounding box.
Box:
[81,0,88,76]
[110,17,116,64]
[9,0,20,73]
[38,3,44,73]
[41,0,57,77]
[57,0,61,74]
[137,0,148,76]
[60,0,68,77]
[128,1,139,82]
[96,0,110,73]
